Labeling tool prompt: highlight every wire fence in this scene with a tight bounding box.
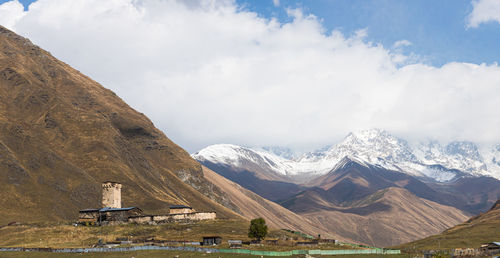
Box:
[0,246,401,256]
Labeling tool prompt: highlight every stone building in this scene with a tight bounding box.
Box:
[78,182,142,224]
[202,236,222,246]
[78,207,143,224]
[78,182,215,225]
[102,181,122,208]
[98,207,143,222]
[169,205,194,214]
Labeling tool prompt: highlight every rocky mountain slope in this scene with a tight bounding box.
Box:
[277,158,478,246]
[201,165,350,242]
[300,187,468,247]
[0,25,242,224]
[300,157,500,215]
[193,129,500,182]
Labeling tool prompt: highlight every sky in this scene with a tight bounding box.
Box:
[1,0,500,152]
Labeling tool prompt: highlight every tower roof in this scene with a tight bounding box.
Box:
[102,181,121,184]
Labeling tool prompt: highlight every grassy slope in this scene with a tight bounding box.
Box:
[395,199,500,251]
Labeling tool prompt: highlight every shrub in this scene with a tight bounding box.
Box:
[248,218,268,241]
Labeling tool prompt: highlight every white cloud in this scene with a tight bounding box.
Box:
[0,0,25,30]
[467,0,500,28]
[393,40,411,48]
[1,0,500,152]
[273,0,280,7]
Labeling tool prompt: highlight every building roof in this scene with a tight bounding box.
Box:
[99,207,139,212]
[102,181,121,184]
[170,205,192,209]
[491,242,500,246]
[79,207,142,213]
[79,209,100,213]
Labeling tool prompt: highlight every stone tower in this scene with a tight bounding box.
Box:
[102,181,122,208]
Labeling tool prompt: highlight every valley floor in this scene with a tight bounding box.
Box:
[0,251,413,258]
[0,220,369,251]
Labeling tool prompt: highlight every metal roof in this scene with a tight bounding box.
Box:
[79,207,141,213]
[99,207,138,212]
[102,181,120,184]
[492,242,500,246]
[79,209,100,212]
[170,205,192,209]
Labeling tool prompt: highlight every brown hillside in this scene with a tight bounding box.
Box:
[396,199,500,250]
[298,187,468,247]
[0,25,241,224]
[202,166,353,242]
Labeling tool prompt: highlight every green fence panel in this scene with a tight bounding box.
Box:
[225,249,251,254]
[0,246,402,256]
[249,250,292,256]
[308,249,322,255]
[291,249,308,255]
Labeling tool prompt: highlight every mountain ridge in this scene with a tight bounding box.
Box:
[299,186,468,247]
[195,145,500,246]
[193,128,500,182]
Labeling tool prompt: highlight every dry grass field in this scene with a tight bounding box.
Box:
[0,219,251,248]
[0,219,351,251]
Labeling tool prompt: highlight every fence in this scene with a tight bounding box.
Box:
[0,246,401,256]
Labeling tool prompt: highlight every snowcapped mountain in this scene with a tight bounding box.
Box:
[415,140,486,175]
[192,144,296,178]
[192,129,500,182]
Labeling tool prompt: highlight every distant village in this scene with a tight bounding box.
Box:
[78,181,216,225]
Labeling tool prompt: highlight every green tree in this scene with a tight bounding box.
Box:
[248,217,268,241]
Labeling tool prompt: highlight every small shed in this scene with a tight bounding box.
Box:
[169,205,194,215]
[228,240,242,249]
[296,241,319,246]
[78,209,100,223]
[481,242,500,255]
[319,239,338,244]
[202,236,222,246]
[265,239,278,245]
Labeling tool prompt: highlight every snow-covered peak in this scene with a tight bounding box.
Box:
[192,130,500,182]
[445,141,482,161]
[331,128,418,163]
[345,128,393,143]
[415,140,488,176]
[192,144,296,176]
[192,144,246,164]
